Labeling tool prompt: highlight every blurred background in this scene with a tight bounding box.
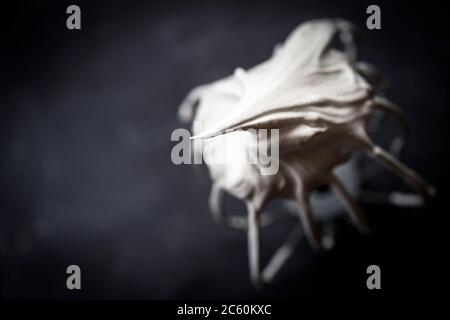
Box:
[0,0,448,299]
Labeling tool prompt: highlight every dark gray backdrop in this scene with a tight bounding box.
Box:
[1,0,448,299]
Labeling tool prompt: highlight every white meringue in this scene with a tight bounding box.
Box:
[178,19,434,288]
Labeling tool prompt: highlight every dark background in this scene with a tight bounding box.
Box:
[0,0,448,299]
